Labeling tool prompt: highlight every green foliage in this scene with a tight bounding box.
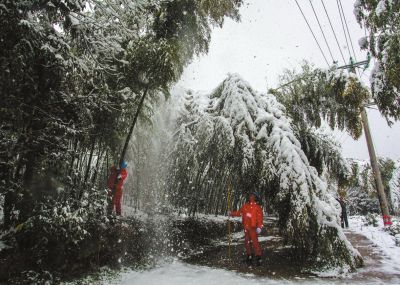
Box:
[271,62,370,139]
[354,0,400,121]
[9,270,56,285]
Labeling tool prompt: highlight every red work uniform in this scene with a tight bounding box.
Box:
[231,201,263,256]
[107,166,128,216]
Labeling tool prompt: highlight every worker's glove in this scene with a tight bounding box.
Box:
[256,227,262,234]
[117,174,122,180]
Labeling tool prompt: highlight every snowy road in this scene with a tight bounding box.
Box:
[105,259,399,285]
[101,215,400,285]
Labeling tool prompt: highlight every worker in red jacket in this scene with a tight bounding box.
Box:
[230,192,263,265]
[107,160,128,216]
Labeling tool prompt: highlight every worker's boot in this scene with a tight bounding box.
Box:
[246,254,253,265]
[256,256,262,266]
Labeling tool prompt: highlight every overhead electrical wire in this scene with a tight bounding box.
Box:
[336,0,353,61]
[338,0,358,62]
[337,0,361,77]
[294,0,330,67]
[320,0,347,65]
[308,0,335,63]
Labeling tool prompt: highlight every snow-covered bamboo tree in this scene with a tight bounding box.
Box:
[168,74,362,269]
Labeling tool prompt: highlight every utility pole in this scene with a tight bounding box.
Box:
[343,59,392,226]
[360,108,392,226]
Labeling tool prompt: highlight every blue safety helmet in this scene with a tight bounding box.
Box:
[120,160,128,169]
[250,192,261,201]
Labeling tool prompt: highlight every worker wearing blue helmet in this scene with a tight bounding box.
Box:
[107,160,128,216]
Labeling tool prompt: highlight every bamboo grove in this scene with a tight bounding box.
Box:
[0,0,243,228]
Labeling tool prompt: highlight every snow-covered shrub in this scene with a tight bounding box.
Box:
[386,217,400,245]
[395,235,400,247]
[365,213,379,227]
[346,161,380,215]
[346,158,399,215]
[1,189,151,282]
[14,190,109,269]
[9,270,55,285]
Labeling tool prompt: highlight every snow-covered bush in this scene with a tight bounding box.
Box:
[9,270,55,285]
[395,235,400,247]
[14,190,109,268]
[346,158,399,215]
[385,217,400,245]
[1,189,151,282]
[364,213,379,227]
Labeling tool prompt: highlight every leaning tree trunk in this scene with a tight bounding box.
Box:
[105,87,149,213]
[118,86,149,166]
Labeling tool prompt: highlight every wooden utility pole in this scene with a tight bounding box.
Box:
[360,108,392,225]
[341,59,392,226]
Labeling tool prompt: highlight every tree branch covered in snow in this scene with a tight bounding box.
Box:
[270,62,370,139]
[354,0,400,122]
[168,74,362,269]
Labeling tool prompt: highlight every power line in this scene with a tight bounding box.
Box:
[320,0,346,65]
[308,0,335,63]
[338,0,358,62]
[294,0,330,67]
[337,0,362,77]
[336,0,352,61]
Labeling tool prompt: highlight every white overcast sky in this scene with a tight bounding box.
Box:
[177,0,400,160]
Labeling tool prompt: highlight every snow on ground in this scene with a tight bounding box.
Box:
[217,231,282,246]
[348,215,400,274]
[104,259,398,285]
[105,212,400,284]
